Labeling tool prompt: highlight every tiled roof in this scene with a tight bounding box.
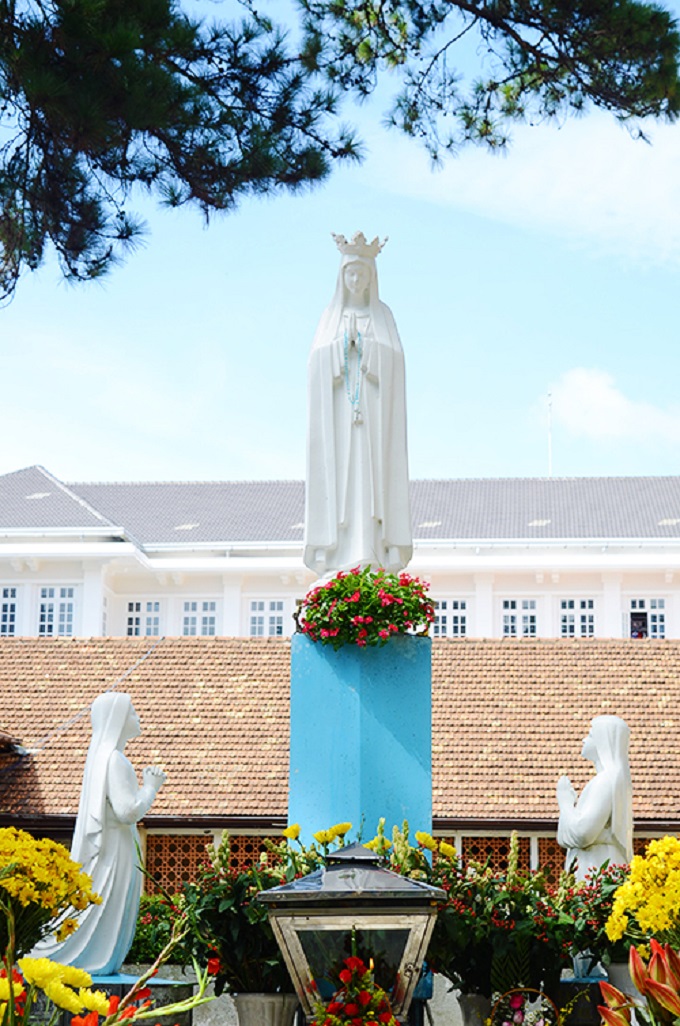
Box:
[0,468,677,544]
[1,637,678,828]
[70,480,306,545]
[0,467,117,533]
[69,477,680,544]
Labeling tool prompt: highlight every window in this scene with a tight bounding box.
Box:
[127,600,161,636]
[503,599,536,637]
[560,599,595,638]
[182,600,217,636]
[39,587,74,636]
[1,587,17,636]
[433,599,467,638]
[630,598,665,639]
[249,599,286,637]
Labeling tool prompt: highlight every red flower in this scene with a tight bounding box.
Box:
[108,996,121,1015]
[344,1004,359,1016]
[352,1019,364,1025]
[339,969,352,984]
[344,956,366,973]
[327,1002,344,1014]
[358,991,372,1006]
[207,957,221,975]
[379,1014,393,1023]
[71,1013,99,1026]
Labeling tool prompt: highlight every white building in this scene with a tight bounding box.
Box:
[2,463,680,640]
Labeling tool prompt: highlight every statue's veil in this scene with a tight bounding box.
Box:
[71,692,134,869]
[591,714,633,861]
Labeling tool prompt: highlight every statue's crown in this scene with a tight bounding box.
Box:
[332,231,387,258]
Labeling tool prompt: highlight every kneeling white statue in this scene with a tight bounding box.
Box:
[34,692,166,973]
[557,714,633,881]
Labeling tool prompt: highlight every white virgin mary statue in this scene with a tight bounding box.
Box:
[304,232,413,576]
[33,692,166,973]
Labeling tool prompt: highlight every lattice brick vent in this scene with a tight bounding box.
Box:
[537,837,565,884]
[145,834,213,894]
[633,837,656,857]
[145,834,282,893]
[227,835,281,872]
[461,835,531,871]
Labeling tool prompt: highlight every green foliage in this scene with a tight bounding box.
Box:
[128,893,197,965]
[299,0,680,158]
[567,860,630,967]
[182,835,294,996]
[369,824,575,999]
[0,0,359,300]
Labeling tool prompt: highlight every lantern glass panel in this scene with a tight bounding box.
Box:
[298,926,410,999]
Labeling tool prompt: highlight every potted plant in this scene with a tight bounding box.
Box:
[294,567,435,649]
[599,941,680,1026]
[183,834,298,1026]
[566,860,630,976]
[364,823,574,1021]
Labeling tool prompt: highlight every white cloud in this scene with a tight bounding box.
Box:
[550,368,680,443]
[365,113,680,265]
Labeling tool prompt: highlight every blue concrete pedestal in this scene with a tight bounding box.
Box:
[289,633,432,842]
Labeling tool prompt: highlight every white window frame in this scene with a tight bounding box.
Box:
[629,597,666,639]
[560,598,595,638]
[502,598,537,637]
[248,598,287,638]
[126,600,162,637]
[1,587,18,636]
[182,600,217,637]
[39,586,75,637]
[433,599,468,638]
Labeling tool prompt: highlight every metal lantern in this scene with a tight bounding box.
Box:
[257,843,445,1021]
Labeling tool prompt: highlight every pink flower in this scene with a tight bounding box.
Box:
[379,629,390,639]
[509,996,524,1011]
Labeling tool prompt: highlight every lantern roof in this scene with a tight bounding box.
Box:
[257,843,445,905]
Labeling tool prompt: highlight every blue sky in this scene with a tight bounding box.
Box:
[3,13,680,484]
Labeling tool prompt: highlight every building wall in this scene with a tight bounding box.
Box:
[1,548,678,640]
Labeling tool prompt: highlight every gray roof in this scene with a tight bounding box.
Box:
[3,467,680,546]
[0,466,117,533]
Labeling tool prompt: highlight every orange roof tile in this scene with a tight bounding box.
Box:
[0,637,678,828]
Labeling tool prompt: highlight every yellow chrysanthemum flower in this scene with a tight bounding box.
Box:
[283,824,301,841]
[79,988,111,1015]
[439,841,457,860]
[313,830,331,845]
[329,822,352,839]
[45,980,85,1013]
[414,831,437,852]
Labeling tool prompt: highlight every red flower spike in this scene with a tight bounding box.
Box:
[599,982,629,1009]
[598,1006,632,1026]
[71,1013,99,1026]
[629,947,650,995]
[664,946,680,991]
[136,988,152,1002]
[645,980,680,1017]
[108,996,121,1015]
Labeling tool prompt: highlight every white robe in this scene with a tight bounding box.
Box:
[304,255,412,575]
